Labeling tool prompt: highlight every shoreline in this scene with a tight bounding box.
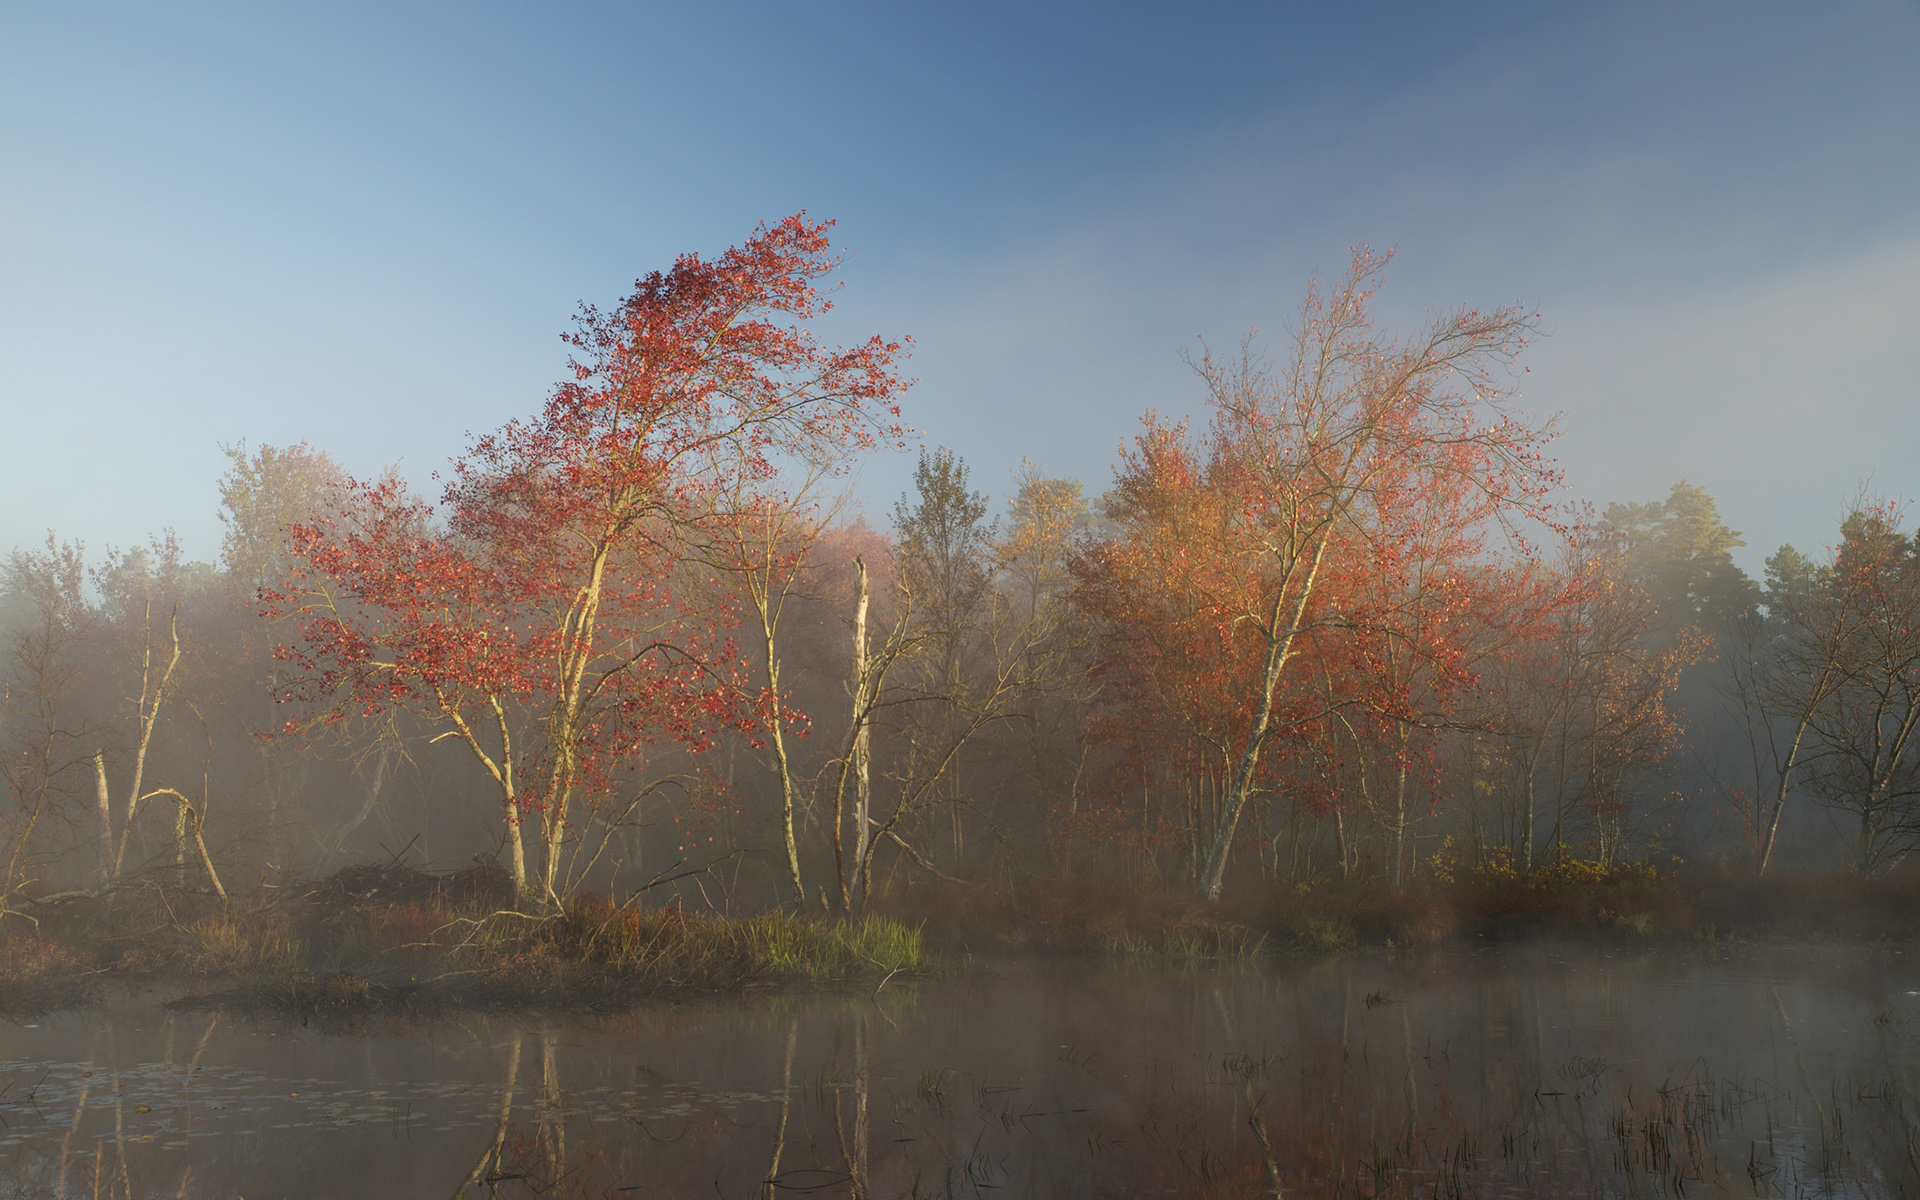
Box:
[8,862,1920,1022]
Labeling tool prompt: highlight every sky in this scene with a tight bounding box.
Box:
[2,1,1916,579]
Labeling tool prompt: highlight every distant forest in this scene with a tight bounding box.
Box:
[4,217,1915,916]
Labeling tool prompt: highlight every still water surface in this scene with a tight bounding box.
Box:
[3,946,1919,1199]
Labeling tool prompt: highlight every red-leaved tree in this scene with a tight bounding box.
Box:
[269,215,909,908]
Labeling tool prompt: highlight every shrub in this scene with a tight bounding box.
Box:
[0,934,94,979]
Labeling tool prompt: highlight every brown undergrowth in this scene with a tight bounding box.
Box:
[1688,868,1920,941]
[870,856,1920,957]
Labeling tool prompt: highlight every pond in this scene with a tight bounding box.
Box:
[2,946,1918,1198]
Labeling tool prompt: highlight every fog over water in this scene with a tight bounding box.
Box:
[6,948,1920,1198]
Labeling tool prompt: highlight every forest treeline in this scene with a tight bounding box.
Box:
[4,216,1917,922]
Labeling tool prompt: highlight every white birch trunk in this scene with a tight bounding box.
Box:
[852,556,872,907]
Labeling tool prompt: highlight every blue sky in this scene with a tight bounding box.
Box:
[3,2,1916,576]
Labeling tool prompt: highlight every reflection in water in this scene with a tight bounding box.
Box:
[451,1031,517,1199]
[2,947,1920,1197]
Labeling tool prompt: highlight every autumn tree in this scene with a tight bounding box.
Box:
[272,215,908,909]
[1472,538,1701,869]
[1322,549,1502,889]
[1071,426,1252,880]
[1080,248,1559,901]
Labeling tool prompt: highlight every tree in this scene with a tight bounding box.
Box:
[272,215,910,908]
[693,464,842,908]
[997,466,1097,854]
[891,447,992,862]
[1329,549,1488,890]
[803,521,915,912]
[219,441,351,598]
[210,441,359,864]
[1715,542,1848,874]
[1602,481,1758,639]
[1787,507,1920,875]
[1479,540,1700,868]
[91,537,192,889]
[0,538,89,914]
[1080,248,1559,901]
[816,453,1085,902]
[0,534,239,906]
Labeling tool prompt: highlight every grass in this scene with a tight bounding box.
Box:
[530,898,925,997]
[1108,924,1267,962]
[0,931,99,1015]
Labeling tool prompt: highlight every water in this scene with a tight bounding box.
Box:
[2,946,1919,1198]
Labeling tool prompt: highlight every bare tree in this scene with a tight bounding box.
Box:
[0,539,89,916]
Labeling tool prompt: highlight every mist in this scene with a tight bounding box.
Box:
[2,4,1916,1197]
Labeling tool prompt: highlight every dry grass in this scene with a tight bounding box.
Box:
[0,932,100,1014]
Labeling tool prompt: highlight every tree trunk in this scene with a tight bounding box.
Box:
[173,803,188,887]
[1756,720,1807,876]
[331,743,390,854]
[93,752,112,890]
[851,557,872,909]
[764,1018,797,1199]
[112,603,182,882]
[766,635,805,909]
[1196,537,1329,901]
[1522,757,1538,872]
[483,698,527,905]
[1389,750,1410,892]
[542,785,572,910]
[132,789,227,903]
[505,798,527,905]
